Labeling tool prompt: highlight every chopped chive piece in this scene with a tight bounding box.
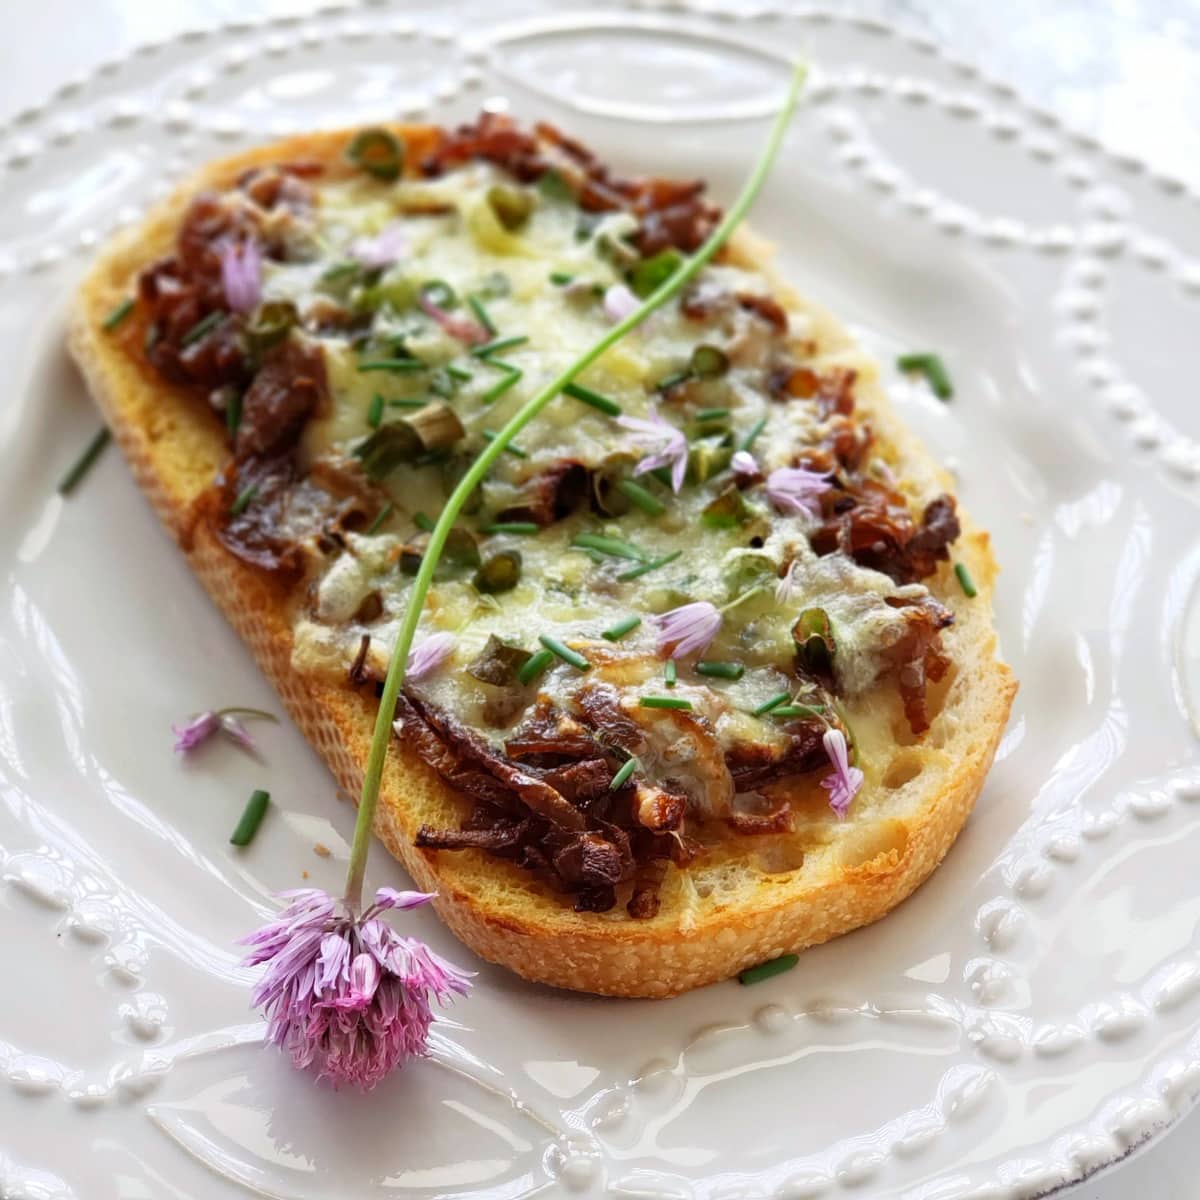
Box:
[180,311,223,347]
[657,369,691,392]
[690,343,730,379]
[483,521,539,535]
[629,248,685,298]
[610,756,640,790]
[365,502,394,535]
[517,648,555,685]
[420,279,457,308]
[549,271,574,285]
[101,297,134,331]
[664,659,677,687]
[388,397,428,409]
[697,660,745,680]
[739,416,767,452]
[538,169,575,203]
[230,483,259,516]
[225,391,243,436]
[357,358,427,374]
[346,127,404,181]
[639,695,692,711]
[695,406,731,422]
[472,334,528,359]
[753,691,791,717]
[954,562,977,598]
[366,392,384,429]
[481,429,528,458]
[467,294,497,336]
[413,511,436,532]
[772,704,824,719]
[538,635,590,671]
[614,479,666,516]
[428,370,456,399]
[446,364,473,382]
[572,532,646,561]
[897,352,953,400]
[738,954,798,986]
[480,366,523,404]
[602,615,642,642]
[230,789,271,847]
[57,428,112,496]
[618,549,682,581]
[562,381,622,416]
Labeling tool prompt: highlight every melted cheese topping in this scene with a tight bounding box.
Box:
[274,162,934,753]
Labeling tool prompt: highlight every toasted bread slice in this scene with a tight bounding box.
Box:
[68,128,1015,997]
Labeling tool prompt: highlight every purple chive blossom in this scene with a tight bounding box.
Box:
[406,632,456,682]
[239,887,471,1091]
[219,240,262,314]
[603,282,639,323]
[653,601,722,660]
[765,466,832,516]
[731,450,759,477]
[617,409,689,494]
[820,728,863,819]
[172,711,220,753]
[349,221,407,269]
[418,292,489,345]
[218,714,256,751]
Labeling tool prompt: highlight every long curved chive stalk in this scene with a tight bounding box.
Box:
[342,62,807,910]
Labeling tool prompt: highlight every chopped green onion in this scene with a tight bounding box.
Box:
[549,271,574,286]
[738,954,798,985]
[657,369,692,392]
[230,483,259,516]
[739,416,767,452]
[772,704,824,719]
[538,635,590,671]
[101,298,134,331]
[615,479,666,516]
[664,659,677,688]
[486,184,533,230]
[365,502,394,535]
[446,364,473,382]
[697,660,745,680]
[610,756,640,790]
[483,521,539,535]
[467,294,497,336]
[388,397,428,409]
[753,691,792,717]
[357,358,427,374]
[954,562,977,598]
[473,549,523,594]
[225,391,243,436]
[517,648,555,685]
[695,406,731,422]
[480,365,523,404]
[57,428,112,496]
[618,549,682,581]
[413,511,436,532]
[230,789,271,847]
[245,300,298,353]
[602,615,641,642]
[629,248,685,298]
[481,429,528,458]
[690,344,730,379]
[538,169,575,203]
[897,352,953,400]
[571,532,646,561]
[346,127,404,181]
[180,311,224,347]
[421,280,457,308]
[563,381,622,417]
[472,334,528,359]
[366,393,384,429]
[639,695,692,711]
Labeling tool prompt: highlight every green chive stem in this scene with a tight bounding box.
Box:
[230,483,258,516]
[365,502,394,535]
[572,532,646,561]
[640,695,692,711]
[230,789,270,847]
[57,428,112,496]
[752,691,791,716]
[772,704,824,719]
[413,511,436,532]
[562,381,622,416]
[388,397,429,408]
[181,311,224,348]
[617,549,682,581]
[737,954,799,985]
[954,561,977,598]
[472,334,528,358]
[483,521,539,535]
[101,298,134,332]
[615,479,666,516]
[481,429,528,458]
[446,364,473,382]
[697,660,745,680]
[467,295,498,336]
[601,615,641,642]
[610,757,639,790]
[897,352,953,400]
[367,393,384,429]
[517,648,555,685]
[358,359,427,374]
[341,63,808,912]
[226,392,243,436]
[480,365,523,404]
[539,635,591,671]
[739,416,767,452]
[664,659,677,688]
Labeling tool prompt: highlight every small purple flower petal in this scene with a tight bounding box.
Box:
[219,714,257,752]
[820,728,864,819]
[372,888,436,913]
[774,560,798,605]
[172,711,219,753]
[219,240,262,314]
[406,632,456,682]
[603,283,639,323]
[652,601,722,660]
[239,887,471,1091]
[765,466,832,516]
[348,221,406,268]
[617,409,689,495]
[418,292,489,345]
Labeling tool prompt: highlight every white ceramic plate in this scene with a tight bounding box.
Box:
[3,3,1200,1197]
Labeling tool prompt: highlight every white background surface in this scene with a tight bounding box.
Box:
[3,1,1197,1195]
